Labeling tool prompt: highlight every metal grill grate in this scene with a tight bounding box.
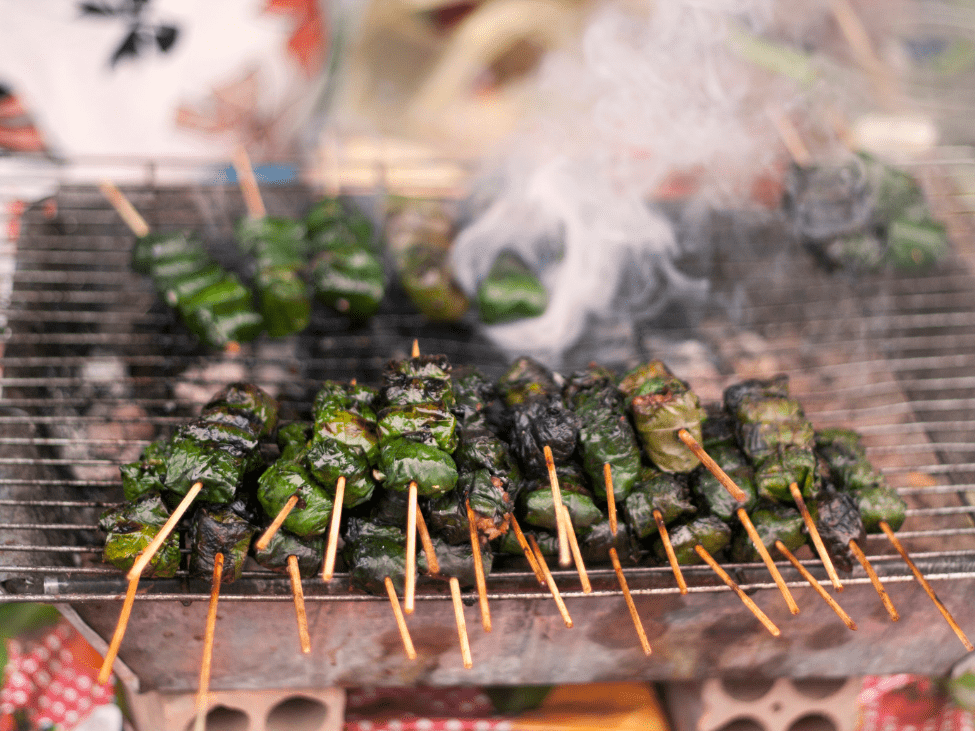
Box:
[2,155,975,686]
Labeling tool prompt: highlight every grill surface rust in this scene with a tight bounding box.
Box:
[2,157,975,690]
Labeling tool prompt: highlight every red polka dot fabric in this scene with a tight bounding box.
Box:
[344,686,510,731]
[0,620,116,730]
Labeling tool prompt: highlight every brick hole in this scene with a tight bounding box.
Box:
[789,713,836,731]
[715,717,765,731]
[720,678,776,702]
[266,695,330,731]
[184,705,249,731]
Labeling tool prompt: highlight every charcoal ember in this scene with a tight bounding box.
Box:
[783,157,874,242]
[507,396,581,477]
[815,489,864,573]
[189,505,257,584]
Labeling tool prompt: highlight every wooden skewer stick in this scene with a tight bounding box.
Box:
[415,505,440,575]
[510,515,545,584]
[560,503,591,594]
[449,576,474,669]
[99,181,150,238]
[775,541,857,631]
[128,481,202,580]
[465,500,492,632]
[411,339,420,358]
[677,429,747,502]
[694,545,781,637]
[194,552,224,731]
[383,576,417,660]
[767,111,813,167]
[97,573,140,684]
[737,507,800,615]
[287,555,312,654]
[322,477,346,581]
[543,445,571,567]
[604,463,618,536]
[528,534,573,628]
[880,521,974,651]
[255,494,300,552]
[405,480,419,615]
[848,538,898,621]
[788,482,843,592]
[653,509,688,595]
[609,548,652,656]
[232,147,266,219]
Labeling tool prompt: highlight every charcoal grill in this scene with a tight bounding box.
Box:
[1,154,975,693]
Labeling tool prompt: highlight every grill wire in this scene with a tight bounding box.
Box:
[2,154,975,611]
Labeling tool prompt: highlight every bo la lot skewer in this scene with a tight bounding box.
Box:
[677,429,800,615]
[881,521,973,650]
[255,494,312,653]
[466,499,493,631]
[543,445,572,567]
[99,481,205,682]
[788,482,843,592]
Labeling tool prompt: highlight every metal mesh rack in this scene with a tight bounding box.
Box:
[1,154,975,688]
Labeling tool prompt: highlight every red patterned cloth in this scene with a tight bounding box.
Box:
[858,675,974,731]
[0,620,116,730]
[344,686,509,731]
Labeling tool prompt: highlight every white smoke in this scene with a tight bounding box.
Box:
[451,0,807,366]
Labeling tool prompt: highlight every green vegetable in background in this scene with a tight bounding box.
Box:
[477,250,548,324]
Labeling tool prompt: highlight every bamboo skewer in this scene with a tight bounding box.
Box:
[654,509,688,595]
[848,538,898,621]
[405,480,419,614]
[694,545,781,637]
[449,576,474,669]
[127,481,202,580]
[604,463,618,536]
[233,147,267,219]
[287,555,312,654]
[465,500,492,632]
[677,428,746,501]
[97,573,140,685]
[609,548,652,656]
[561,503,591,593]
[528,535,573,628]
[775,541,857,631]
[510,515,545,584]
[383,576,417,660]
[194,552,224,731]
[415,505,440,575]
[788,482,843,592]
[880,521,973,651]
[322,476,346,581]
[737,506,800,615]
[99,181,150,238]
[543,445,571,567]
[411,339,420,358]
[255,494,300,552]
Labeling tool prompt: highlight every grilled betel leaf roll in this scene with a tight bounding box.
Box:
[120,438,170,502]
[375,434,458,498]
[100,493,181,578]
[654,515,731,565]
[519,465,602,531]
[204,382,280,439]
[724,375,817,500]
[618,361,705,474]
[163,419,264,503]
[379,354,455,408]
[235,216,311,337]
[815,427,906,532]
[306,437,376,507]
[377,401,458,454]
[344,518,427,595]
[690,443,758,521]
[190,505,257,583]
[498,356,561,407]
[565,365,642,501]
[730,501,805,563]
[428,535,493,588]
[814,488,864,572]
[257,452,335,537]
[253,529,325,578]
[624,468,697,539]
